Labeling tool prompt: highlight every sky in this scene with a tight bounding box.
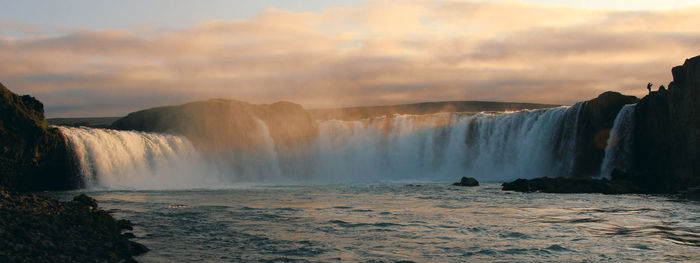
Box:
[1,0,699,117]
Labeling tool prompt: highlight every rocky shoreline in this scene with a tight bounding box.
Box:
[0,189,147,262]
[1,82,148,262]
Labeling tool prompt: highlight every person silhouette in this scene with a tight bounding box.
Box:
[659,85,666,92]
[647,83,653,93]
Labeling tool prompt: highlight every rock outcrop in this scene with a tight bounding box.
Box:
[0,190,147,262]
[0,83,147,261]
[630,55,700,193]
[503,55,700,195]
[453,177,479,186]
[571,92,639,177]
[501,177,638,194]
[0,82,78,191]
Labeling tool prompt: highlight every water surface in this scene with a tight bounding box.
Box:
[50,183,700,262]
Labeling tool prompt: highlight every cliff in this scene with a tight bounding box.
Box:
[631,55,700,193]
[503,55,700,194]
[0,82,78,191]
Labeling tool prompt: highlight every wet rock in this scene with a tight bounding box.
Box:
[72,194,97,208]
[501,177,639,194]
[0,189,148,262]
[453,177,479,186]
[678,186,700,200]
[129,241,149,255]
[117,219,134,231]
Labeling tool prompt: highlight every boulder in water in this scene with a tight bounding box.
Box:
[453,177,479,186]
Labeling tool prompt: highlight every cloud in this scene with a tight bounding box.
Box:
[0,0,699,117]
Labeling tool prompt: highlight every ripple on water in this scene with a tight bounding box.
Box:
[49,183,700,262]
[499,232,530,239]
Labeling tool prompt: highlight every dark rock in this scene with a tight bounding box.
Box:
[129,240,149,255]
[117,219,134,231]
[678,186,700,200]
[501,177,639,194]
[72,194,98,209]
[505,56,700,195]
[571,92,639,178]
[630,55,700,193]
[453,176,479,186]
[0,189,148,262]
[0,82,79,191]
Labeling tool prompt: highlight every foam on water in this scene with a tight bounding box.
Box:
[59,103,586,189]
[58,127,219,189]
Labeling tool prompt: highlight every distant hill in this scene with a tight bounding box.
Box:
[48,117,122,128]
[309,101,561,121]
[47,101,562,125]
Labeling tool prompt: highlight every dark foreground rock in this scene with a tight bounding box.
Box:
[453,177,479,186]
[504,55,700,195]
[0,83,147,262]
[501,177,639,194]
[0,82,78,191]
[630,55,700,193]
[0,190,147,262]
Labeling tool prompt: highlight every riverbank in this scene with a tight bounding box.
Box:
[0,189,147,262]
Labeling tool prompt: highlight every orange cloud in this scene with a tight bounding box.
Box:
[0,0,698,117]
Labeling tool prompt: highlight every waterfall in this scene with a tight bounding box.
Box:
[58,127,217,189]
[600,104,636,179]
[58,103,586,189]
[313,103,584,182]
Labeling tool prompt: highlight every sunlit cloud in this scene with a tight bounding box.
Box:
[1,0,698,117]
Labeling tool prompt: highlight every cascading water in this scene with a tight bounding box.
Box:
[314,103,584,182]
[59,103,585,189]
[58,127,218,189]
[600,104,636,179]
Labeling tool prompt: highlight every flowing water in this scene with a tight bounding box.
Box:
[57,104,584,189]
[49,184,700,262]
[600,104,637,179]
[52,105,700,262]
